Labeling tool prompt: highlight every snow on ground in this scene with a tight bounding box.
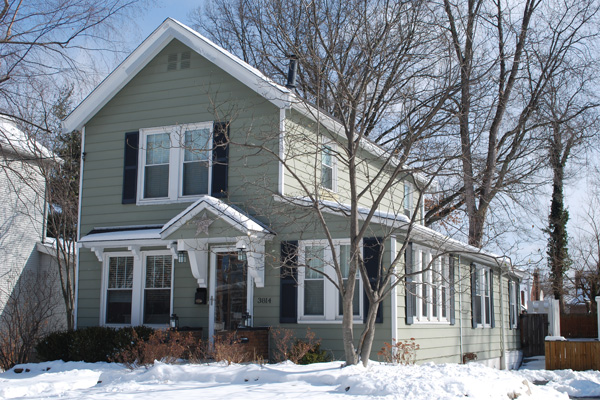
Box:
[0,359,597,400]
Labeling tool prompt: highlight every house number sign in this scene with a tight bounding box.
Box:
[257,297,272,304]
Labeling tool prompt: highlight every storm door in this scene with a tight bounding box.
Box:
[211,252,248,332]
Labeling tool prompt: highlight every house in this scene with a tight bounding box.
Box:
[63,18,524,368]
[0,117,66,331]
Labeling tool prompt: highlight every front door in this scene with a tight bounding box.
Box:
[209,252,249,336]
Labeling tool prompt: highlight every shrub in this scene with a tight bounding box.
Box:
[378,338,420,365]
[36,326,154,363]
[298,343,330,365]
[112,330,197,369]
[212,332,252,364]
[271,327,325,364]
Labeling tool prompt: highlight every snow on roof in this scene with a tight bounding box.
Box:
[79,228,162,243]
[161,195,273,238]
[0,117,53,160]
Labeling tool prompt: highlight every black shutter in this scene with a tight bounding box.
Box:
[508,278,514,330]
[449,255,456,325]
[212,122,229,198]
[122,131,139,204]
[471,263,477,329]
[363,237,383,323]
[490,270,495,328]
[405,242,414,325]
[280,241,298,323]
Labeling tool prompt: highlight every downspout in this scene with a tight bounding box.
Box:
[499,265,507,370]
[458,256,463,362]
[74,125,85,330]
[390,236,398,344]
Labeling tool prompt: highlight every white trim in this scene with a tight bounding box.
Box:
[297,239,363,323]
[100,250,173,328]
[279,108,286,196]
[160,195,273,238]
[412,245,451,325]
[62,18,292,133]
[137,122,213,204]
[473,264,493,328]
[320,141,337,193]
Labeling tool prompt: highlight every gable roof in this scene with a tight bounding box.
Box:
[62,18,293,133]
[160,195,273,239]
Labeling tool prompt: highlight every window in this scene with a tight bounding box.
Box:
[509,280,519,329]
[106,256,134,324]
[472,266,493,327]
[403,182,412,216]
[298,240,362,322]
[143,255,172,324]
[413,248,451,323]
[102,251,173,326]
[139,122,212,203]
[321,143,336,191]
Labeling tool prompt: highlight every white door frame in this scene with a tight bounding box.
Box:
[208,247,255,341]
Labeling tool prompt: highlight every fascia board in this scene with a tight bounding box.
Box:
[63,18,293,133]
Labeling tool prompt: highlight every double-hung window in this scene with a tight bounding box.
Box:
[473,266,493,327]
[403,182,412,216]
[412,247,451,323]
[298,240,362,322]
[139,122,212,203]
[321,143,336,191]
[103,251,173,327]
[509,280,519,329]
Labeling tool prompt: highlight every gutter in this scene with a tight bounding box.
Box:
[458,255,463,363]
[74,126,85,330]
[499,264,508,370]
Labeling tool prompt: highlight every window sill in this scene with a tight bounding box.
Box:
[412,320,451,325]
[136,196,208,206]
[297,318,364,324]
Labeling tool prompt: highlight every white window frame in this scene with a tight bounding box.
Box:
[297,239,363,323]
[509,280,519,329]
[137,122,213,204]
[403,181,412,216]
[320,142,337,192]
[413,246,451,324]
[100,250,174,328]
[473,265,493,328]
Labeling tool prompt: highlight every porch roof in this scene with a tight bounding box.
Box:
[160,195,274,239]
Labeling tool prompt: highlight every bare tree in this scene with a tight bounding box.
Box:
[194,0,459,366]
[426,0,600,248]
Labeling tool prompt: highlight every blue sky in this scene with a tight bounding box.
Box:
[134,1,203,44]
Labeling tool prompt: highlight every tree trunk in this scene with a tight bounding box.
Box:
[358,299,379,366]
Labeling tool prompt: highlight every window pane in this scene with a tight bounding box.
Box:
[474,294,482,325]
[184,129,210,162]
[422,281,428,317]
[485,297,491,325]
[183,161,209,195]
[146,255,172,288]
[144,164,169,198]
[305,246,324,279]
[144,289,170,324]
[432,285,438,318]
[106,290,132,324]
[146,133,170,165]
[108,257,133,289]
[442,287,447,318]
[304,280,324,315]
[340,245,350,278]
[321,145,333,190]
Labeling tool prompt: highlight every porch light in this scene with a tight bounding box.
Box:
[237,242,247,261]
[177,251,188,263]
[170,313,179,330]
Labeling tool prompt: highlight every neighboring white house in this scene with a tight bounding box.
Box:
[0,117,66,328]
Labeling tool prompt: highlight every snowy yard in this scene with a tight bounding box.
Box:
[1,358,599,399]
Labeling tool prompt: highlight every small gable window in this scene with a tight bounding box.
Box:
[138,122,213,204]
[321,143,336,191]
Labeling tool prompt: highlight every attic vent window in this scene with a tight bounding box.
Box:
[167,51,191,71]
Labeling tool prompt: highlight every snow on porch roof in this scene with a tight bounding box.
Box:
[160,195,274,239]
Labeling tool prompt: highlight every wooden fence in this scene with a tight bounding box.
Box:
[561,313,598,338]
[545,340,600,371]
[520,314,548,357]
